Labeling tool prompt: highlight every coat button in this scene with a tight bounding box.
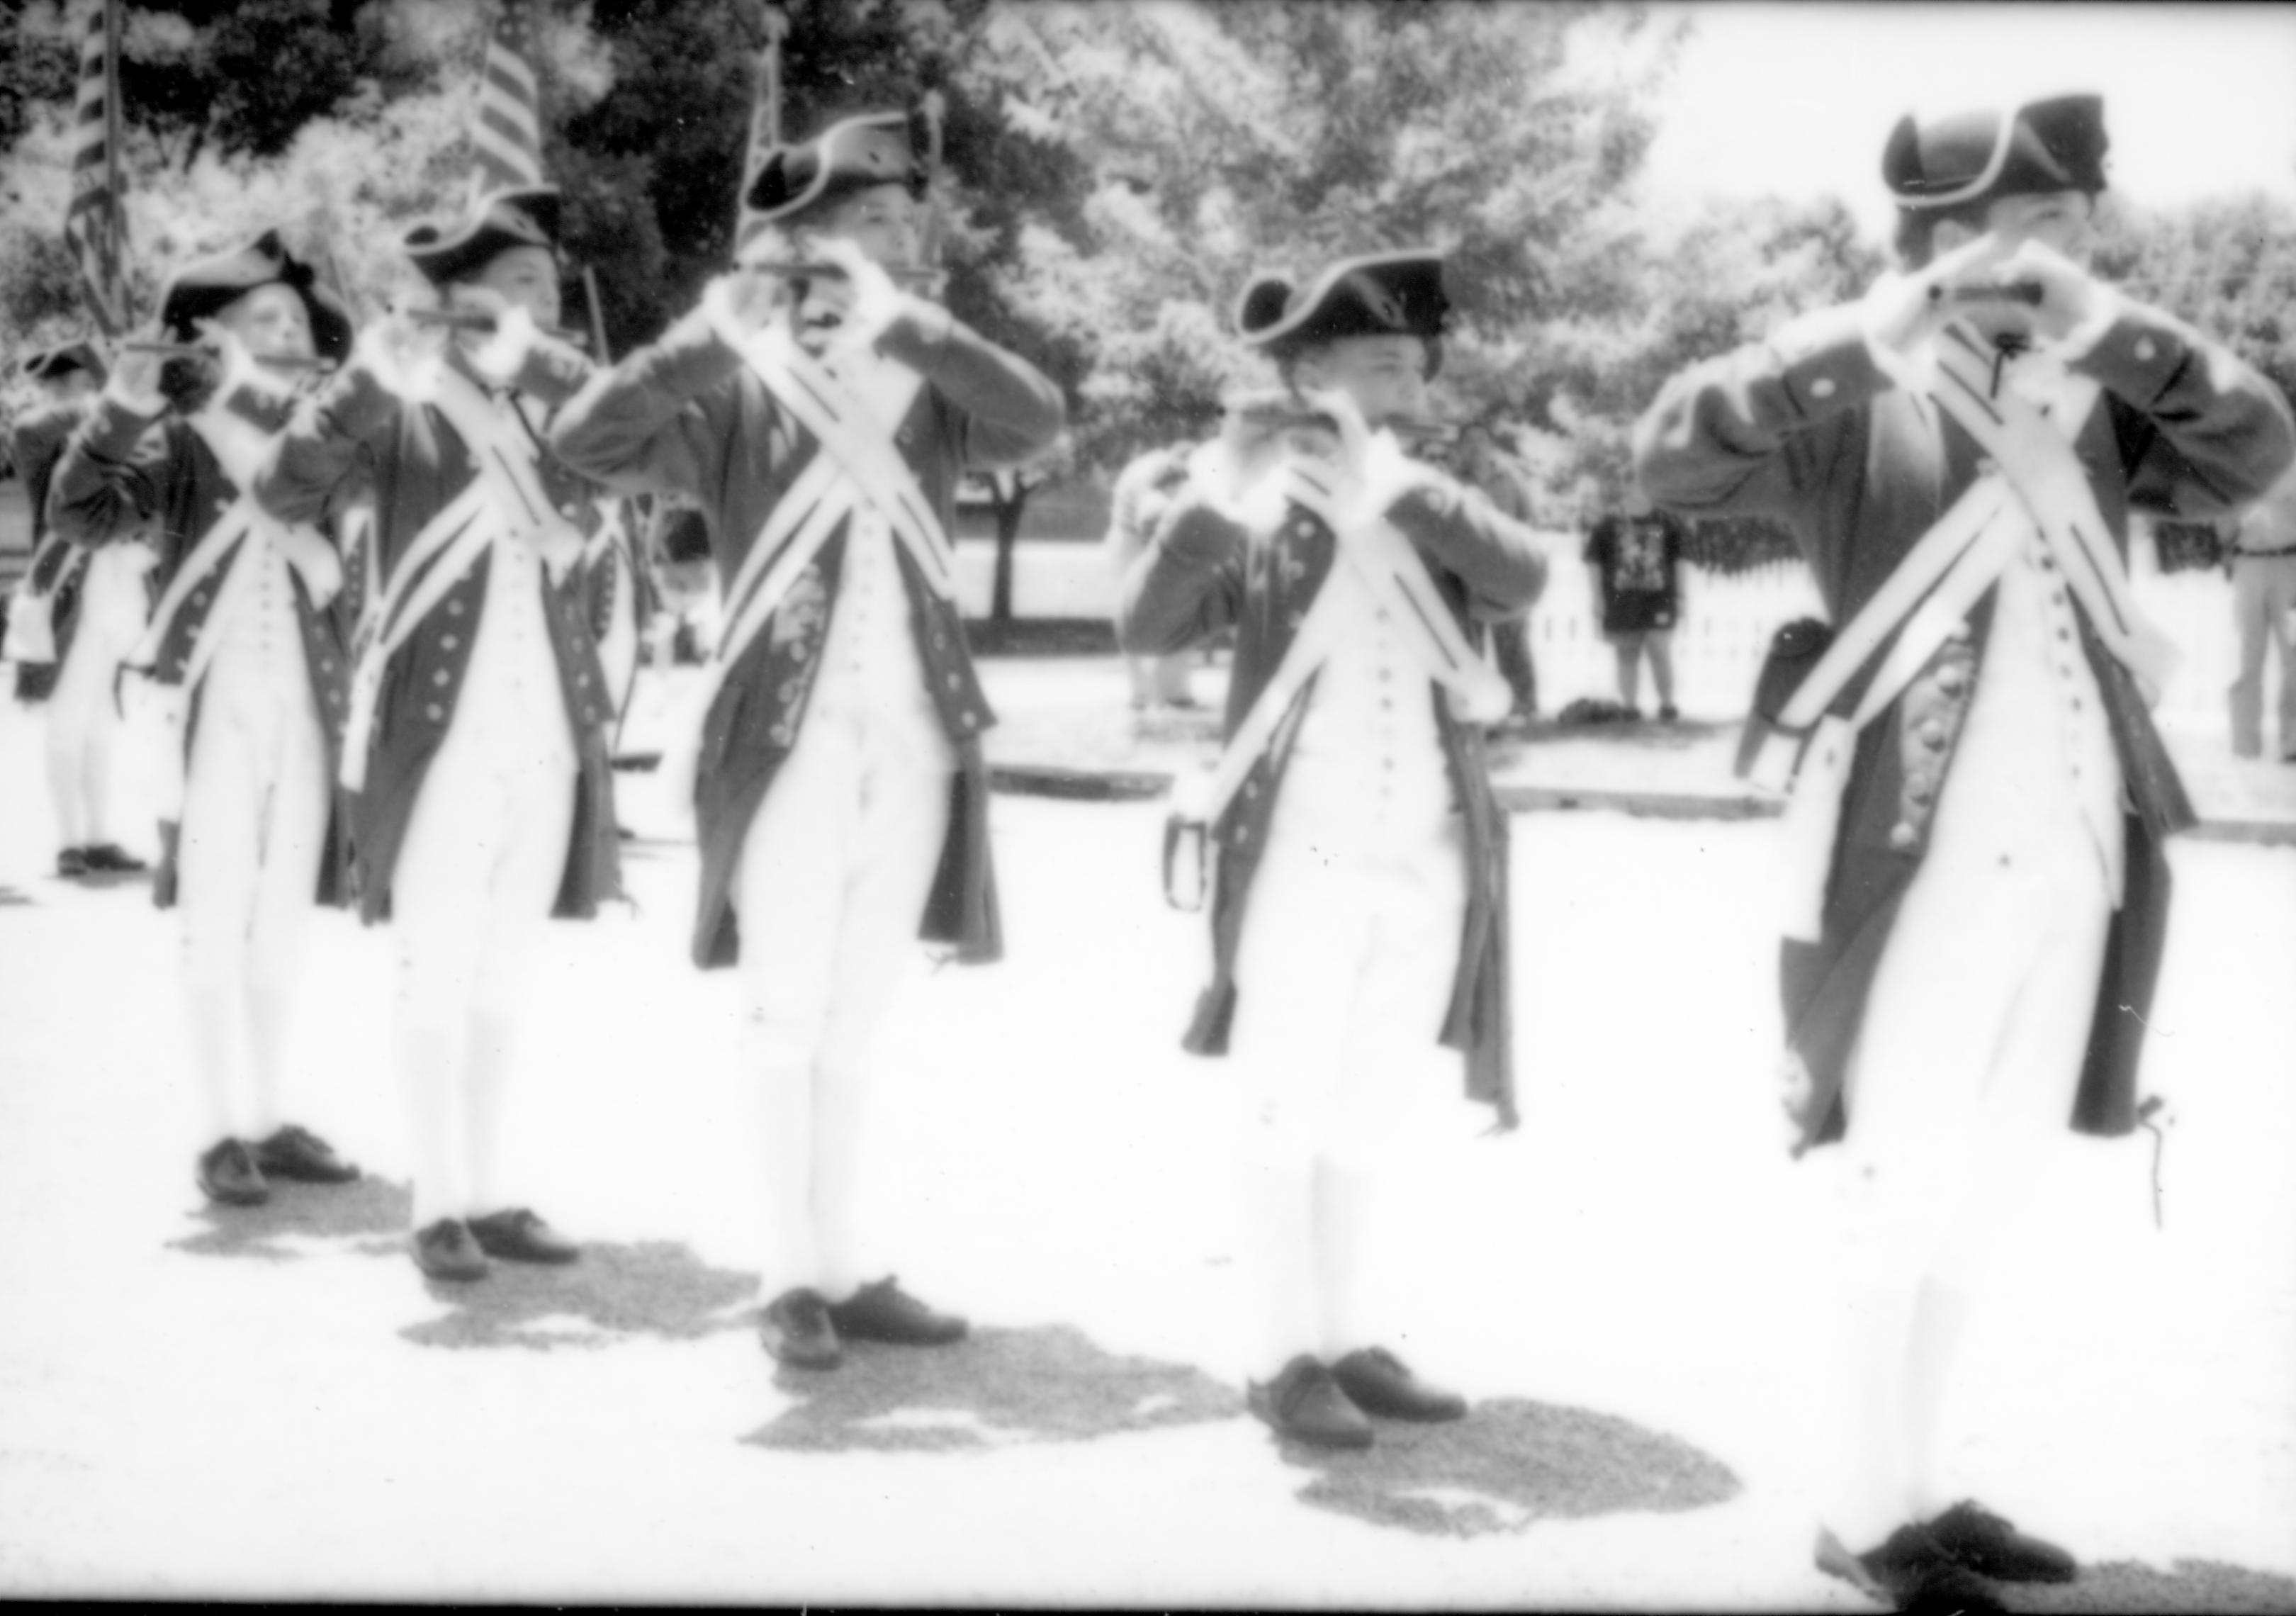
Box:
[434,670,449,685]
[1889,822,1918,851]
[441,636,457,650]
[1810,376,1837,400]
[1917,719,1945,749]
[1935,666,1967,694]
[426,703,444,720]
[2134,337,2158,362]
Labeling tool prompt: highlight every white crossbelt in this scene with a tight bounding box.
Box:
[128,399,342,694]
[659,324,942,804]
[1760,320,2176,941]
[1163,439,1510,908]
[337,369,581,791]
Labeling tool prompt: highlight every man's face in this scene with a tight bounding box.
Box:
[1293,332,1428,424]
[456,245,562,329]
[809,184,921,269]
[1981,189,2095,262]
[215,283,315,361]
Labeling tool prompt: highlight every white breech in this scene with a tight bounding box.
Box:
[734,705,953,1304]
[175,643,332,1145]
[388,705,578,1228]
[45,547,148,849]
[1225,813,1468,1369]
[1821,826,2114,1547]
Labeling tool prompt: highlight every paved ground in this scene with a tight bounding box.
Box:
[2,663,2294,1607]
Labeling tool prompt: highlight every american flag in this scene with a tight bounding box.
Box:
[62,0,132,335]
[733,6,789,255]
[468,0,546,203]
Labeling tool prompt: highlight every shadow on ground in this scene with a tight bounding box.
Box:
[400,1240,759,1352]
[1273,1398,1741,1540]
[2005,1559,2296,1613]
[743,1323,1244,1454]
[169,1175,412,1264]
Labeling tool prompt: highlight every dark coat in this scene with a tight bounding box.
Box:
[1120,466,1549,1127]
[48,382,355,909]
[547,306,1066,970]
[1635,298,2295,1149]
[255,342,622,925]
[13,401,98,679]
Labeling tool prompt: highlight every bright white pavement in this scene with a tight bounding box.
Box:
[0,687,2292,1607]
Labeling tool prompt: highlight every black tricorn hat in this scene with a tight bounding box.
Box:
[20,342,106,385]
[403,186,562,288]
[1236,251,1451,375]
[158,230,354,364]
[1884,94,2109,211]
[745,110,932,226]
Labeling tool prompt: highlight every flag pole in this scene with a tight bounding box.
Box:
[103,0,130,332]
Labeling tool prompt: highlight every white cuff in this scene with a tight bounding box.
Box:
[463,304,538,387]
[2055,284,2134,366]
[105,366,167,419]
[355,321,440,405]
[698,276,754,355]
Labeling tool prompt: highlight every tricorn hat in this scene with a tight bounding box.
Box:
[1884,94,2109,212]
[158,230,354,364]
[1235,251,1451,376]
[20,342,106,386]
[744,109,933,226]
[403,186,562,288]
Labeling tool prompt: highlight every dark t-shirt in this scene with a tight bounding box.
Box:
[1584,510,1686,634]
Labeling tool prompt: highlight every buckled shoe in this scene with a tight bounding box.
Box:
[252,1124,360,1184]
[1248,1354,1374,1450]
[412,1218,490,1282]
[1816,1522,2008,1614]
[761,1287,842,1370]
[1330,1345,1468,1423]
[465,1207,580,1264]
[1927,1500,2077,1583]
[196,1138,269,1207]
[826,1277,968,1346]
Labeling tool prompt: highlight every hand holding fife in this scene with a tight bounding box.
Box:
[713,264,797,337]
[107,323,169,409]
[1989,239,2105,341]
[1862,230,2018,354]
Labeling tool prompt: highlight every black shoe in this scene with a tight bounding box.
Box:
[1329,1345,1468,1423]
[79,843,147,873]
[55,847,88,879]
[826,1276,968,1346]
[1658,704,1680,722]
[412,1218,490,1282]
[196,1138,269,1207]
[1247,1354,1374,1450]
[760,1287,842,1370]
[1927,1500,2077,1583]
[1818,1522,2009,1614]
[465,1207,580,1264]
[252,1124,360,1184]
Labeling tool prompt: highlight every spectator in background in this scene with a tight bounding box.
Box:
[1105,441,1199,712]
[2226,462,2296,762]
[1453,422,1538,726]
[1584,485,1687,722]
